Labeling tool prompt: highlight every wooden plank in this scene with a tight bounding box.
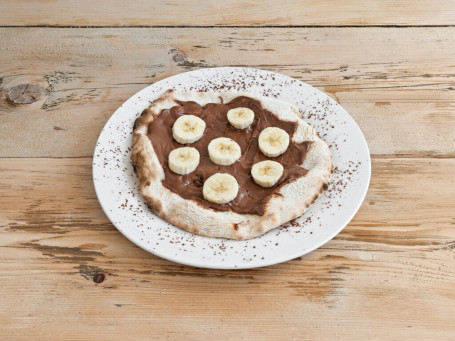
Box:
[1,0,455,26]
[1,27,454,158]
[2,158,454,235]
[1,158,455,339]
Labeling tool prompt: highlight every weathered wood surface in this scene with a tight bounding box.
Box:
[1,27,455,158]
[1,10,455,340]
[1,0,455,26]
[1,158,454,339]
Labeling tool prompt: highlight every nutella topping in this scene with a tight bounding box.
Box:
[146,96,312,215]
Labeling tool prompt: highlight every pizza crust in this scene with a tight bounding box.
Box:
[133,90,332,240]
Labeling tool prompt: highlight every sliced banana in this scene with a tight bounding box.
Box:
[251,160,284,188]
[258,127,290,157]
[227,107,255,129]
[208,137,241,166]
[168,147,200,175]
[203,173,239,204]
[172,115,206,144]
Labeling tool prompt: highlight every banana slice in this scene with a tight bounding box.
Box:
[208,137,241,166]
[251,160,284,188]
[203,173,239,204]
[172,115,206,144]
[258,127,290,157]
[227,107,255,129]
[168,147,200,175]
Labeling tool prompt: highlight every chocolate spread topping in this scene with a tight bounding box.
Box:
[146,96,312,215]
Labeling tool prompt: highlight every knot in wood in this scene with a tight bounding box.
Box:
[93,273,105,283]
[8,83,42,104]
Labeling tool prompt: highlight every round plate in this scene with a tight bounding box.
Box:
[93,67,371,269]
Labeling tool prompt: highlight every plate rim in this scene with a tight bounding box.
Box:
[92,66,371,269]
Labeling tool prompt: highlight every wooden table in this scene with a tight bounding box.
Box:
[1,1,455,339]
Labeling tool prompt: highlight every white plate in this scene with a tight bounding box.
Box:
[93,67,371,269]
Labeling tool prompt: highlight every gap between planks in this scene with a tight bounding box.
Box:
[3,25,455,28]
[1,155,455,160]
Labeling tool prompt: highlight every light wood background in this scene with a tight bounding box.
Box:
[1,1,455,340]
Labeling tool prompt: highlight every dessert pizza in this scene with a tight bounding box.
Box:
[132,90,332,240]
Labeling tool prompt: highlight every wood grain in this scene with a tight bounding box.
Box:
[1,10,455,339]
[1,0,455,26]
[1,157,454,339]
[1,27,455,158]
